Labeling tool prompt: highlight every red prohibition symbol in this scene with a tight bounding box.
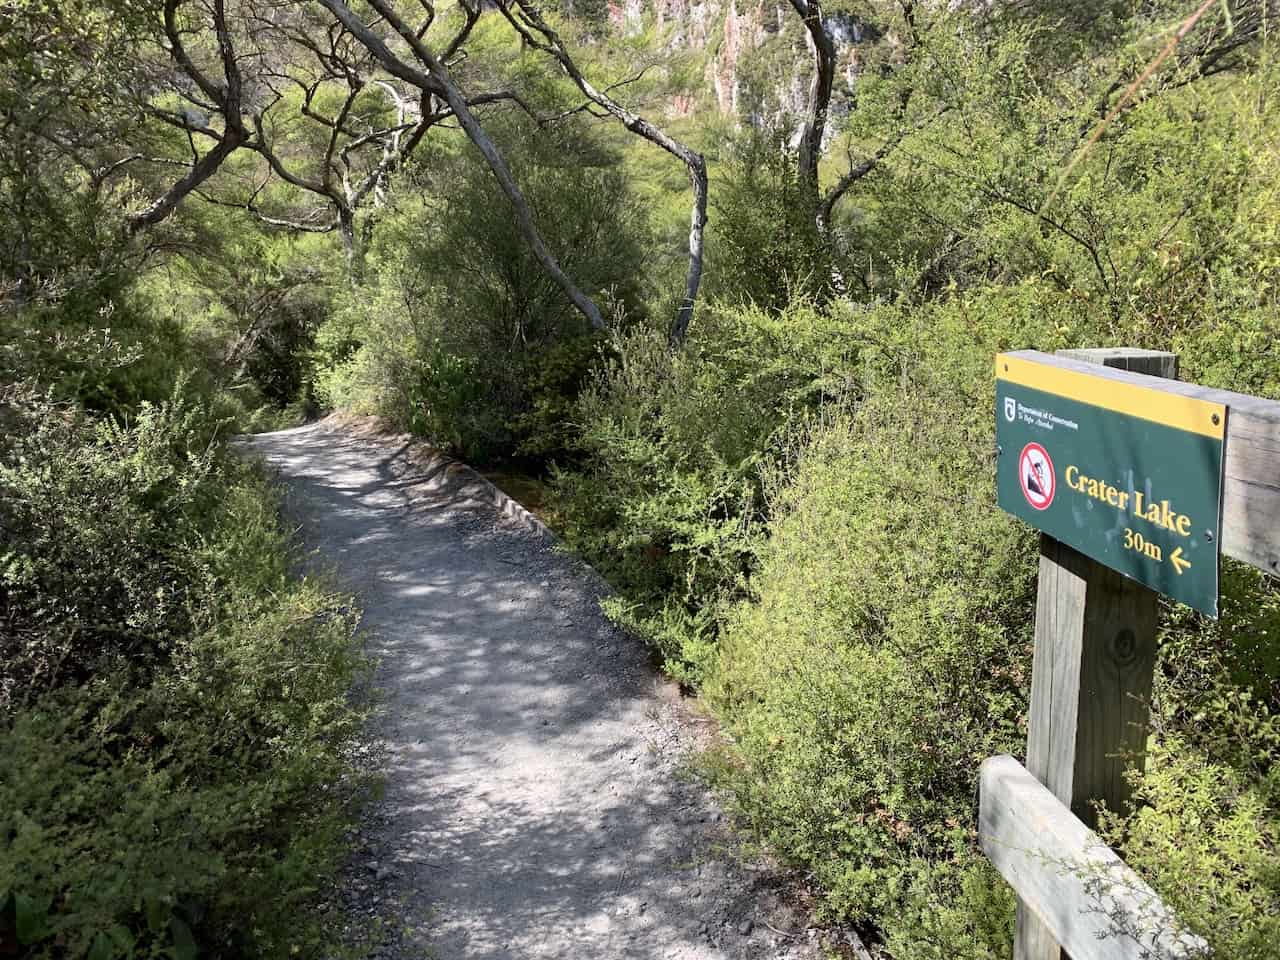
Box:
[1018,442,1056,511]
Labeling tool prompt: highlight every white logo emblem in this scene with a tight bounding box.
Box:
[1003,397,1017,422]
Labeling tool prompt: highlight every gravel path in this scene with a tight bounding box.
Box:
[243,422,827,960]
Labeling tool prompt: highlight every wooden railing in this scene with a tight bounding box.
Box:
[980,755,1208,960]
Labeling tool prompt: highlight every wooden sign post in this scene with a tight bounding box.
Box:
[1017,349,1174,960]
[979,347,1280,960]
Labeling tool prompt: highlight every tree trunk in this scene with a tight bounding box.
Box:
[337,206,360,282]
[790,0,835,203]
[671,154,707,345]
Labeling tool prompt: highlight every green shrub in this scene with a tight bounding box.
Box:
[706,131,836,313]
[0,300,198,419]
[702,302,1041,959]
[0,384,219,700]
[552,28,1280,955]
[692,288,1280,957]
[552,297,863,681]
[314,116,648,465]
[0,385,371,958]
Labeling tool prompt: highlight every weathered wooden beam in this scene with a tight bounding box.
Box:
[1056,348,1178,380]
[1015,534,1160,960]
[981,755,1209,960]
[1006,349,1280,577]
[1025,536,1159,821]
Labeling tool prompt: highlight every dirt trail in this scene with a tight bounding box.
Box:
[244,422,824,960]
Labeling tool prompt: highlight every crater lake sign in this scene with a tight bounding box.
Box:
[996,352,1226,617]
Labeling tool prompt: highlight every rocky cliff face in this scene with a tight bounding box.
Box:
[604,0,876,132]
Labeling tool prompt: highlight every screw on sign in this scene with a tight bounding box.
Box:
[1018,442,1055,510]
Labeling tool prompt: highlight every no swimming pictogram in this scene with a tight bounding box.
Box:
[1018,442,1055,510]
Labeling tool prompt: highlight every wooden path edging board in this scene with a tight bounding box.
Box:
[313,414,555,539]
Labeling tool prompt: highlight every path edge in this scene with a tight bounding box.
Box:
[313,413,555,540]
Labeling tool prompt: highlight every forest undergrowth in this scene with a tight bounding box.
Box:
[0,359,374,958]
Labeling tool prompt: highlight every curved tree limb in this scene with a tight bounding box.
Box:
[499,0,707,343]
[317,0,606,330]
[818,135,901,231]
[127,130,246,232]
[195,186,340,233]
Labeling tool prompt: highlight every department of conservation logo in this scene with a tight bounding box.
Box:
[1004,396,1017,422]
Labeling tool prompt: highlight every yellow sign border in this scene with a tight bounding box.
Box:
[996,354,1225,439]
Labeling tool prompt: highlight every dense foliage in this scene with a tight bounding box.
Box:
[544,11,1280,959]
[1,8,372,946]
[316,115,648,462]
[4,0,1279,957]
[0,384,372,958]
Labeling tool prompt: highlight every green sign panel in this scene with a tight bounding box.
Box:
[996,352,1226,617]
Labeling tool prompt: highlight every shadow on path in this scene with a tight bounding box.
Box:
[241,424,819,960]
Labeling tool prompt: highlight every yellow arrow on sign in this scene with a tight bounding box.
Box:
[1170,547,1192,575]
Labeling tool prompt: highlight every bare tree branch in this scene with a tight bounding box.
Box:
[316,0,607,330]
[498,0,707,342]
[195,186,340,233]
